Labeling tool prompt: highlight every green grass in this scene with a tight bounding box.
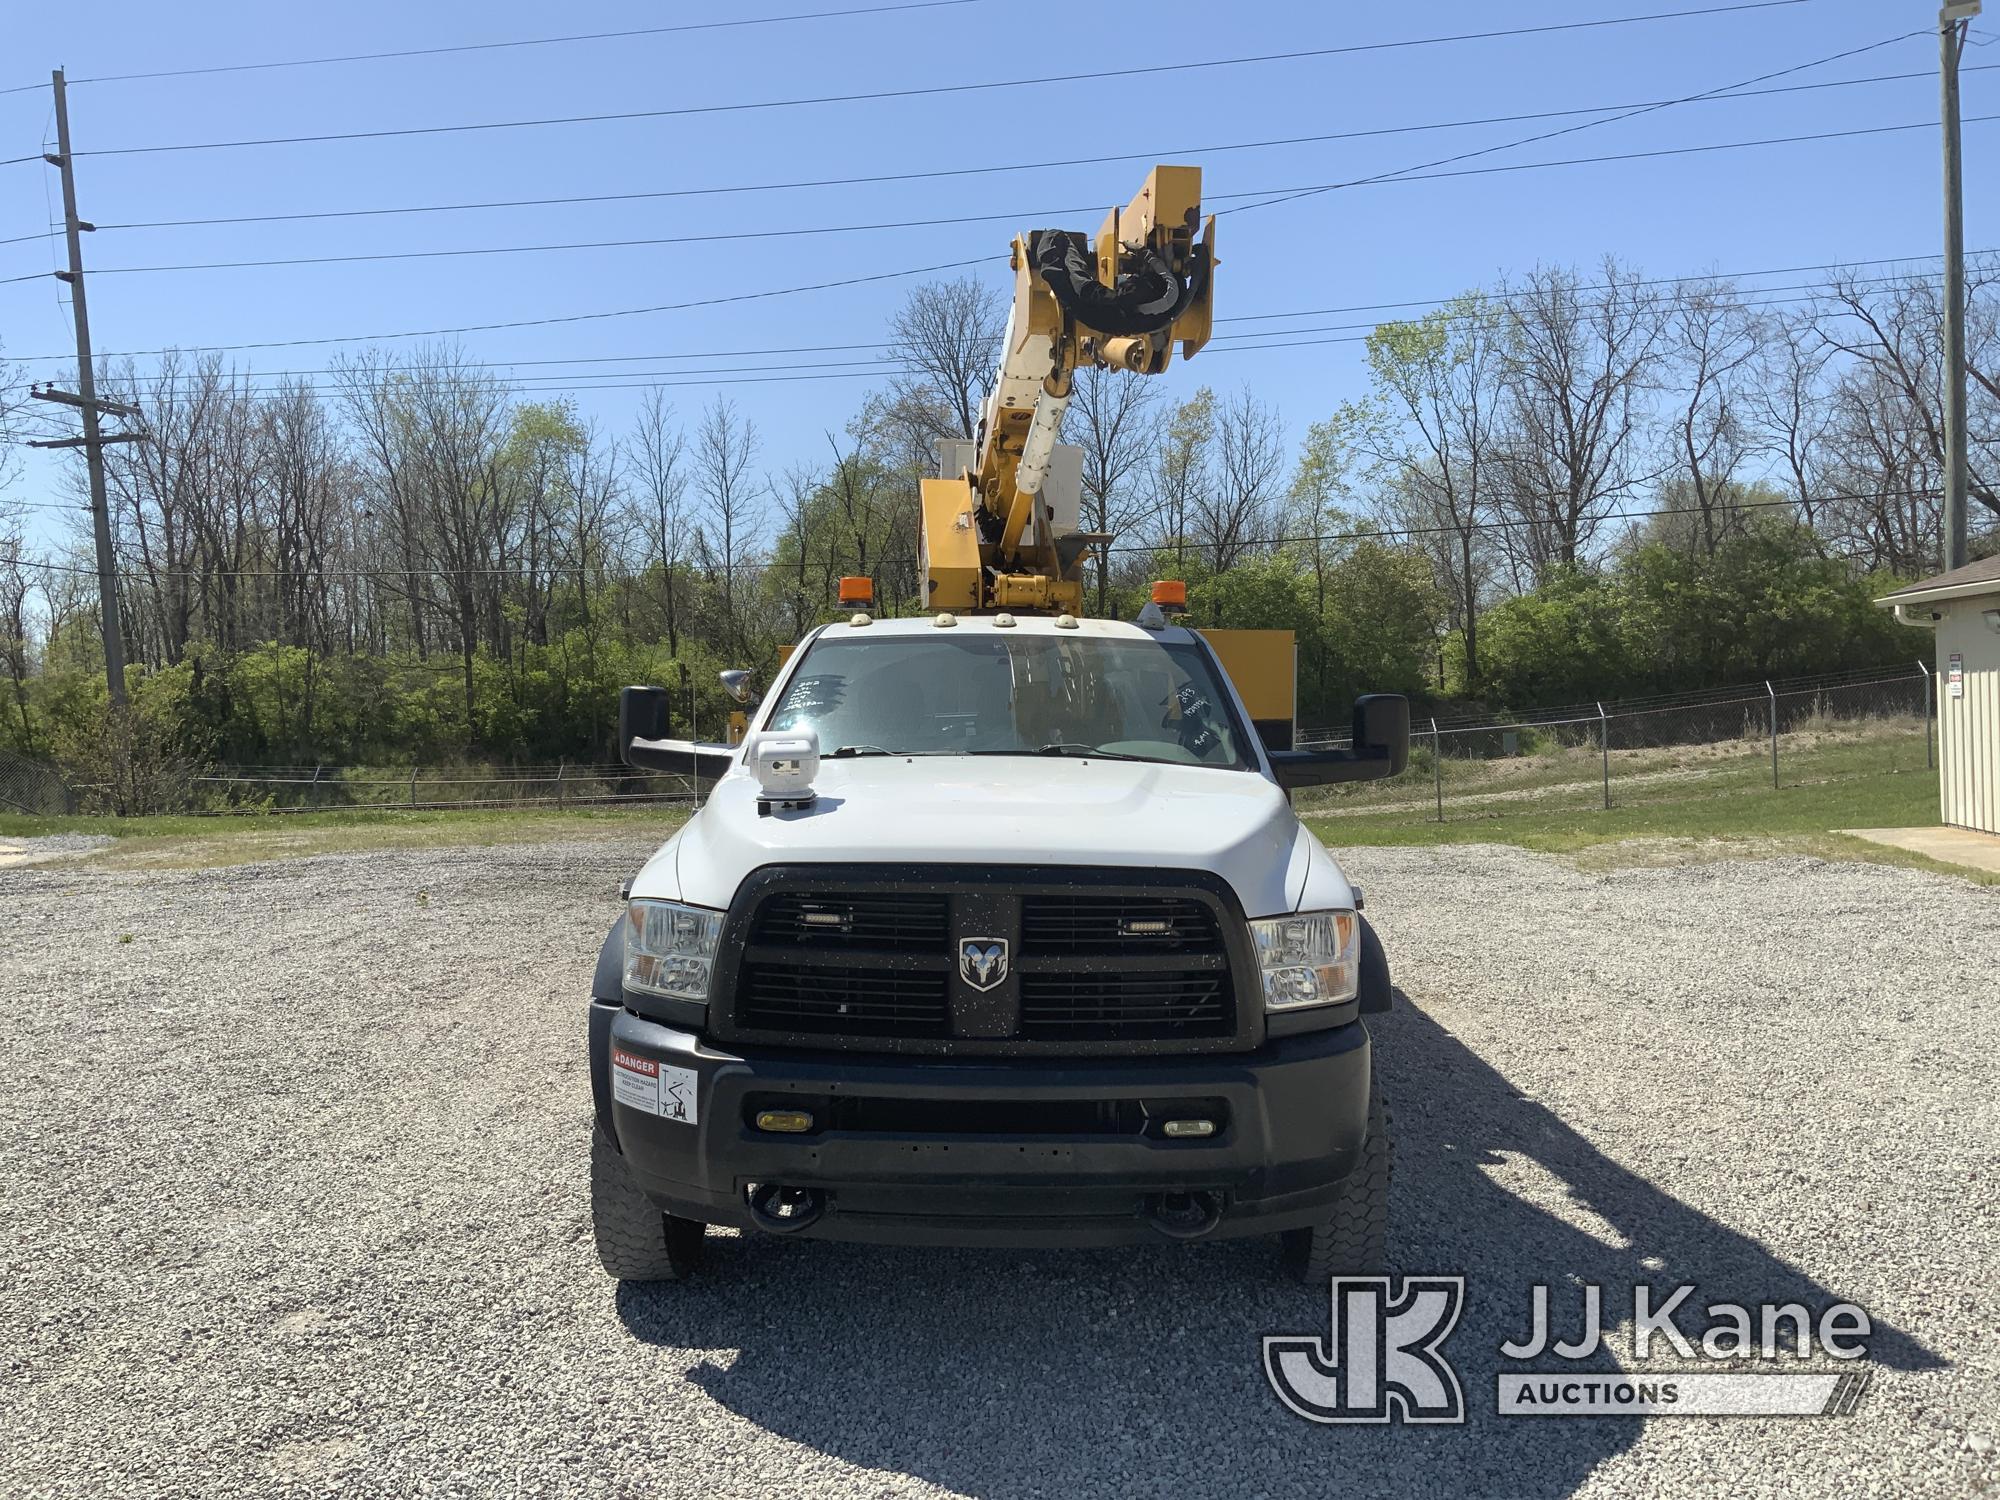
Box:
[1300,717,1934,817]
[0,804,688,870]
[1306,762,1994,884]
[3,721,1979,884]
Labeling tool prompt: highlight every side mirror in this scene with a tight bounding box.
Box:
[719,668,755,704]
[618,684,736,780]
[1265,693,1411,792]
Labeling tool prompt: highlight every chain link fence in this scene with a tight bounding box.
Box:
[0,748,74,816]
[187,762,700,813]
[4,663,1938,823]
[1299,662,1936,825]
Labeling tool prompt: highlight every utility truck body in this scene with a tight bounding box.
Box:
[585,163,1409,1282]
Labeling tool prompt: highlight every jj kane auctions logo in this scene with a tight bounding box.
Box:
[1266,1278,1874,1423]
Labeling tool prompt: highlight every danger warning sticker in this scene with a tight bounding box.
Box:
[610,1046,699,1126]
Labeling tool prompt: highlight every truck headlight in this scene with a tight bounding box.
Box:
[624,899,723,1003]
[1250,909,1359,1010]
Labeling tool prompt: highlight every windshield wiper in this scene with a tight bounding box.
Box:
[828,744,895,758]
[968,743,1158,763]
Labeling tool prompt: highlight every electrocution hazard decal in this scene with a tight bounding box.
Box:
[610,1047,699,1125]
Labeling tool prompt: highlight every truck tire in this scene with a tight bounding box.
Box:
[1280,1078,1391,1283]
[590,1126,706,1282]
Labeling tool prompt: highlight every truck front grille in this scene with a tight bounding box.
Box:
[1018,971,1231,1040]
[753,891,948,952]
[714,870,1254,1056]
[738,961,950,1037]
[1020,894,1222,955]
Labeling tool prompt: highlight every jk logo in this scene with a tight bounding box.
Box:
[1264,1276,1466,1424]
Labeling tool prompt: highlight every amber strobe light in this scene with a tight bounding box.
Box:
[838,576,875,606]
[1151,579,1188,610]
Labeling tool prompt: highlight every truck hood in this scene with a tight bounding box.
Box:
[642,756,1320,918]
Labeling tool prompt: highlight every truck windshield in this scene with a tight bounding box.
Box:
[766,632,1250,769]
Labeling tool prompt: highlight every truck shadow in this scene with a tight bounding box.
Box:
[614,995,1940,1498]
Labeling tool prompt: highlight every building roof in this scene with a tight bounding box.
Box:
[1876,553,2000,606]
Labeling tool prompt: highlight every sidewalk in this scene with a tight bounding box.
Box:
[1839,825,2000,875]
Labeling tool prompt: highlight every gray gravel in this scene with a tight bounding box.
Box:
[2,838,1997,1498]
[0,833,114,867]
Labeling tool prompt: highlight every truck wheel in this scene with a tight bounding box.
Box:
[590,1126,706,1282]
[1281,1080,1391,1282]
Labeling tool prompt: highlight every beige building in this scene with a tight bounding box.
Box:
[1880,556,2000,835]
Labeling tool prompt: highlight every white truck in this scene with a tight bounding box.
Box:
[586,162,1410,1281]
[586,608,1409,1282]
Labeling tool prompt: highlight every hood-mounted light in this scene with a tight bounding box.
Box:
[747,727,820,816]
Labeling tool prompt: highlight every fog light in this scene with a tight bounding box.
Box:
[1162,1118,1216,1139]
[755,1110,815,1134]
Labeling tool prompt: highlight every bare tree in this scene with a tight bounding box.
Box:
[0,513,35,750]
[0,349,27,496]
[1817,363,1943,574]
[629,391,690,658]
[1496,260,1666,580]
[773,461,823,639]
[1814,258,1999,549]
[824,430,899,600]
[337,345,514,717]
[562,420,619,635]
[1748,307,1834,534]
[1066,366,1160,612]
[1659,280,1760,556]
[885,275,1006,442]
[693,397,762,653]
[261,378,348,652]
[1198,388,1286,574]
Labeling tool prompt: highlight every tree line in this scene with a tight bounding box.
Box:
[0,252,1993,793]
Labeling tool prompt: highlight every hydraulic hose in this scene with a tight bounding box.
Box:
[1027,228,1203,338]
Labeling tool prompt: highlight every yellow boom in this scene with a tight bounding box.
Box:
[920,165,1216,616]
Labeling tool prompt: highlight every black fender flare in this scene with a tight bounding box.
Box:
[1357,915,1393,1014]
[587,916,624,1146]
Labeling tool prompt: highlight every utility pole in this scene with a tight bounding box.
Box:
[1940,2,1981,572]
[35,67,129,705]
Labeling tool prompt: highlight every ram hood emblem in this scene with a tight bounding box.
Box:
[958,938,1009,991]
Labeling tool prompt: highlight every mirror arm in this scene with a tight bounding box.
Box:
[1266,746,1397,790]
[625,735,736,780]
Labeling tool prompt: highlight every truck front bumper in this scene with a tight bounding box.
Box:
[593,1003,1373,1248]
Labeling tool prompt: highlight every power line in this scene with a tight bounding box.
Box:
[1220,249,1983,324]
[20,285,1924,405]
[66,203,1110,277]
[83,63,1983,236]
[0,487,1945,582]
[3,254,1004,356]
[37,116,1997,286]
[66,2,1816,159]
[48,278,1927,402]
[22,246,1986,376]
[1222,27,1930,219]
[55,2,982,85]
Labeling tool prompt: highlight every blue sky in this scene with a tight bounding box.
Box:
[1,0,1993,552]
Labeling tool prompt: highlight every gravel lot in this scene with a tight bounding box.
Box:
[3,836,1997,1498]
